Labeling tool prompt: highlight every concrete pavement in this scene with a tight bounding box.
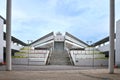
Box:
[0,65,120,80]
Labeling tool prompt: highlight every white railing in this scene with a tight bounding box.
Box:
[46,48,53,65]
[65,47,74,65]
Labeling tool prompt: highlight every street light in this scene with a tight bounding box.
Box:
[6,0,12,71]
[92,44,95,68]
[27,40,33,65]
[86,41,92,54]
[87,41,94,67]
[109,0,115,74]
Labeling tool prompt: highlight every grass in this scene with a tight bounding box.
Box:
[15,52,28,54]
[20,47,29,50]
[94,57,108,60]
[12,56,27,58]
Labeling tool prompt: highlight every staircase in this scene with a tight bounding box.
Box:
[48,50,72,65]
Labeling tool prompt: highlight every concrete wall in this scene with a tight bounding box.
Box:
[0,18,4,63]
[12,50,49,65]
[116,20,120,66]
[70,50,108,66]
[54,35,64,42]
[54,42,64,52]
[12,58,47,65]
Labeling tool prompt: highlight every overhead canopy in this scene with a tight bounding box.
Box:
[4,32,27,46]
[65,32,89,47]
[91,34,116,46]
[30,32,54,46]
[0,15,6,24]
[30,32,89,49]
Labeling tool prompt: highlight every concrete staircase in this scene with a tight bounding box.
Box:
[49,50,72,65]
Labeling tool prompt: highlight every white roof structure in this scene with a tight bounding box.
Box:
[30,32,89,49]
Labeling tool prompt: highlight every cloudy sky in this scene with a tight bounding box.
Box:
[0,0,120,43]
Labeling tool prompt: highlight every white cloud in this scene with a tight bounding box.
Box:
[0,0,120,43]
[115,0,120,21]
[0,0,6,17]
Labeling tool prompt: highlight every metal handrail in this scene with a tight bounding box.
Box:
[45,48,53,65]
[65,47,74,65]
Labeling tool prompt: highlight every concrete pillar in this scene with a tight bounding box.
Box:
[0,18,4,63]
[116,20,120,66]
[109,0,115,74]
[6,0,12,71]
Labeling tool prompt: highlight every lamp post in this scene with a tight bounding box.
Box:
[6,0,12,71]
[86,41,92,54]
[87,41,93,67]
[92,44,95,67]
[27,40,32,65]
[109,0,115,74]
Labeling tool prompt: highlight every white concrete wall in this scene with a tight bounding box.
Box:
[54,35,64,42]
[70,50,108,66]
[116,20,120,66]
[12,50,49,65]
[0,18,4,63]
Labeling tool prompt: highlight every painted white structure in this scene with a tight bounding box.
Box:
[0,16,26,63]
[30,32,108,66]
[3,40,23,51]
[12,49,50,65]
[70,50,108,66]
[30,32,88,49]
[0,17,4,63]
[54,32,64,42]
[30,32,90,65]
[93,20,120,67]
[97,44,109,52]
[116,20,120,66]
[65,32,88,48]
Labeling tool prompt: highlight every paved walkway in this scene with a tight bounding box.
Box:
[0,65,107,71]
[0,65,120,80]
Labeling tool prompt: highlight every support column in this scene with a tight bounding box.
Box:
[109,0,115,74]
[0,18,4,63]
[6,0,12,71]
[116,20,120,66]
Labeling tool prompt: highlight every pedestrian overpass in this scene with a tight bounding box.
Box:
[0,16,27,64]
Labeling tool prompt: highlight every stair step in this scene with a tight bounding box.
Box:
[48,50,72,65]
